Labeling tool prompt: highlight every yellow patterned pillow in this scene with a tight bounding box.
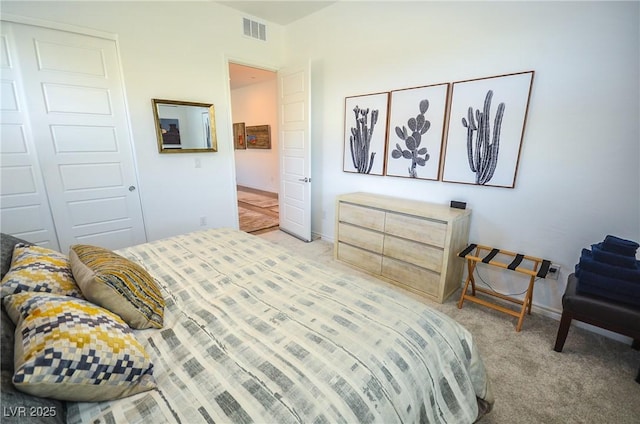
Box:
[1,244,83,299]
[69,244,164,329]
[3,292,156,402]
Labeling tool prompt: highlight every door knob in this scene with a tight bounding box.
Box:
[298,177,311,183]
[129,186,136,191]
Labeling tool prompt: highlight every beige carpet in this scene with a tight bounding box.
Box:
[237,190,279,208]
[238,206,279,233]
[257,230,640,424]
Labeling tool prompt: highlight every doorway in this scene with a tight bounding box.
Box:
[228,62,280,234]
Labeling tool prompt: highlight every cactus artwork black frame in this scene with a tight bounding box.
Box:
[441,71,534,188]
[343,92,389,176]
[385,83,450,180]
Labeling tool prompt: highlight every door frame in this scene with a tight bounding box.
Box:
[2,13,117,41]
[224,57,312,241]
[224,56,280,230]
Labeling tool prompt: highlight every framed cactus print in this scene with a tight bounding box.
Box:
[343,92,389,176]
[385,83,449,180]
[442,71,534,188]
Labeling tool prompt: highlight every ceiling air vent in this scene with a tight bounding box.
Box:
[243,17,266,41]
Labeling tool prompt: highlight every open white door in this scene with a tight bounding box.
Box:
[278,64,311,241]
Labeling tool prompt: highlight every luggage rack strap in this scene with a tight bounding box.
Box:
[507,254,525,270]
[458,243,477,258]
[482,248,500,263]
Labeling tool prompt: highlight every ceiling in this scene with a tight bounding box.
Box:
[217,1,336,25]
[224,2,336,89]
[229,62,276,89]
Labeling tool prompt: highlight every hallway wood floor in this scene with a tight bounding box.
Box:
[237,185,279,234]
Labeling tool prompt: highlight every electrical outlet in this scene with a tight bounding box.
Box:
[199,216,207,226]
[546,263,561,280]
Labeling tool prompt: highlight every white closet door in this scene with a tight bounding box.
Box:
[6,22,146,252]
[1,24,60,250]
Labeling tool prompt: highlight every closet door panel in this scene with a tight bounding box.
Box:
[0,26,60,250]
[42,84,112,115]
[35,39,106,76]
[50,125,117,153]
[9,22,146,252]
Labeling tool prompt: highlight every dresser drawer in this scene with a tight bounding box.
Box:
[385,212,447,247]
[337,242,382,274]
[338,222,384,253]
[381,257,440,297]
[383,235,443,272]
[339,202,385,232]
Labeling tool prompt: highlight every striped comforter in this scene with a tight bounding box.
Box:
[67,228,493,423]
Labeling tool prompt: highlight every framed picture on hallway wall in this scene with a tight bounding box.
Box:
[442,71,534,188]
[233,122,246,149]
[246,125,272,149]
[385,83,449,180]
[343,92,389,176]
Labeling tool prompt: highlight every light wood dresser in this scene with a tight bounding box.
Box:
[334,192,471,303]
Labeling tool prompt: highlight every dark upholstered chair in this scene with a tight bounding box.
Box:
[554,273,640,383]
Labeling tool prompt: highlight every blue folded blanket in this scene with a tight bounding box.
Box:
[579,249,640,282]
[591,243,638,269]
[574,235,640,306]
[575,266,640,307]
[602,235,639,257]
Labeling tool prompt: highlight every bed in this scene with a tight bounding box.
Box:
[1,228,493,423]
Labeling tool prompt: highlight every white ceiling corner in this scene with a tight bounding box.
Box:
[223,2,335,88]
[217,1,336,25]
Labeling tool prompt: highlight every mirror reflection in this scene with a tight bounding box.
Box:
[152,99,217,153]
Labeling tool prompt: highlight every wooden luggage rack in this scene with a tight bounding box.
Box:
[457,244,551,332]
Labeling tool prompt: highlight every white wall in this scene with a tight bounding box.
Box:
[231,78,279,193]
[3,1,638,316]
[285,1,640,313]
[1,1,285,241]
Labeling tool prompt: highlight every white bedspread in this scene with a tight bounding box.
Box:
[67,228,493,423]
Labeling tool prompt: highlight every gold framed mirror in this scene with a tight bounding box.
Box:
[152,99,217,153]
